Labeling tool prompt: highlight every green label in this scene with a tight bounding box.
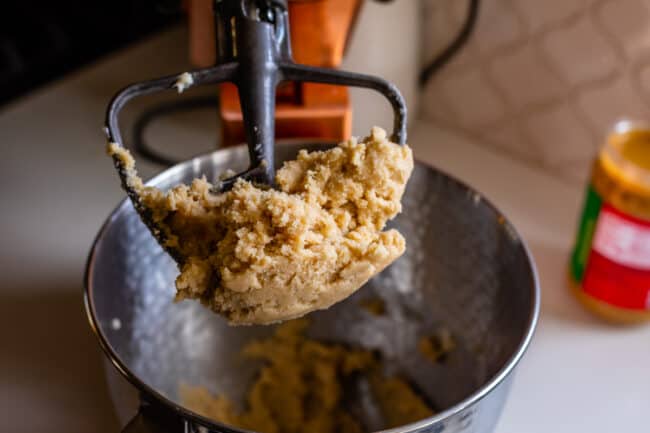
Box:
[570,186,603,282]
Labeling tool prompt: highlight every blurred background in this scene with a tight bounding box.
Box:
[0,1,180,105]
[1,0,649,432]
[4,0,650,183]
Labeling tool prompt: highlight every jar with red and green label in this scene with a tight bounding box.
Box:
[570,120,650,324]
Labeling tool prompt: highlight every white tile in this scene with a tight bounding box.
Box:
[598,0,650,59]
[540,15,618,86]
[576,74,650,138]
[439,69,508,127]
[421,79,460,125]
[489,45,564,108]
[441,38,481,74]
[523,102,596,166]
[516,0,589,33]
[474,0,524,55]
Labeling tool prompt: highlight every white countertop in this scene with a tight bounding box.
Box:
[1,27,648,433]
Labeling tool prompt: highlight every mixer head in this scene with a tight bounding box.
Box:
[105,0,407,264]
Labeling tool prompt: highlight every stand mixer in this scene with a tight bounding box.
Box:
[87,1,539,432]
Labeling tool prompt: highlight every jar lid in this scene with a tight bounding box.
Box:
[601,119,650,191]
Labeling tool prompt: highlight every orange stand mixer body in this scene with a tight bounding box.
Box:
[188,0,362,146]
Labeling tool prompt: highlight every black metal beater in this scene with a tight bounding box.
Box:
[105,0,407,261]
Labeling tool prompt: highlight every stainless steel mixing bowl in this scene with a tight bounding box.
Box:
[85,142,539,433]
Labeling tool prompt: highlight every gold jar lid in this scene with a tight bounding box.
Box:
[594,120,650,220]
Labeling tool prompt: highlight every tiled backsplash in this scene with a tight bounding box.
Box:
[420,0,650,183]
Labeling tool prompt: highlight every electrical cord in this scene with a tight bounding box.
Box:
[419,0,480,87]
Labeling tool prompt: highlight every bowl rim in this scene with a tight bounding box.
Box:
[84,142,540,432]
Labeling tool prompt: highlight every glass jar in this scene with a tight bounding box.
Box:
[569,120,650,324]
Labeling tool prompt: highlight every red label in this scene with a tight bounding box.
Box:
[583,205,650,310]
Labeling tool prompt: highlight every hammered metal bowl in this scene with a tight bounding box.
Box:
[85,142,539,433]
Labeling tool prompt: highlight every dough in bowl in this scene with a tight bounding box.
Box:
[108,127,413,325]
